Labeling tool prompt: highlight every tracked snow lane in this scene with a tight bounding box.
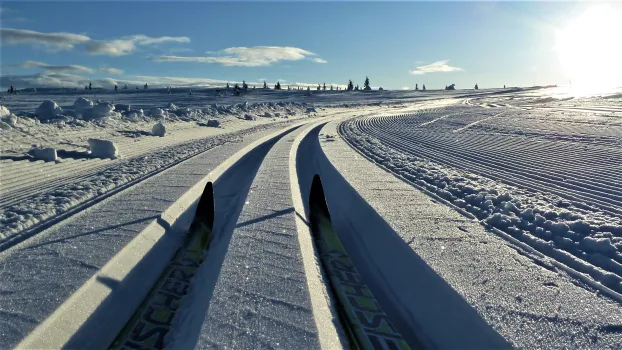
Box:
[0,126,288,349]
[323,120,622,349]
[193,127,322,349]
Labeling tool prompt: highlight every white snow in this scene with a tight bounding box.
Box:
[35,100,64,120]
[0,105,11,118]
[0,121,12,130]
[73,97,93,114]
[84,102,118,121]
[151,122,166,137]
[87,138,119,159]
[340,103,622,294]
[150,107,166,119]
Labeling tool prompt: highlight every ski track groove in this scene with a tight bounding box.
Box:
[352,112,622,215]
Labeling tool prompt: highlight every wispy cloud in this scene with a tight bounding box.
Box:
[5,61,126,77]
[0,28,190,56]
[100,67,124,75]
[409,60,463,75]
[153,46,326,67]
[85,35,190,56]
[9,60,94,74]
[4,17,29,22]
[312,58,327,64]
[0,28,90,51]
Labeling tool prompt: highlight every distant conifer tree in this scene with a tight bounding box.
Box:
[364,77,371,90]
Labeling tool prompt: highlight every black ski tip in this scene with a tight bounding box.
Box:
[194,181,215,230]
[309,174,331,225]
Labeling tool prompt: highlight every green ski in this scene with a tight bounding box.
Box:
[110,182,215,350]
[309,174,411,350]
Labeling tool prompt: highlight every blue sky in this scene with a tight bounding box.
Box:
[1,1,620,90]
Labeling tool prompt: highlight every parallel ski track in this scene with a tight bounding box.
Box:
[345,111,622,217]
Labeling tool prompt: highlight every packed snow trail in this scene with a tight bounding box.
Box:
[0,126,288,349]
[170,127,324,349]
[324,120,622,348]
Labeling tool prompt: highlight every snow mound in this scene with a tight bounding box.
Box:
[32,147,58,162]
[88,139,118,159]
[73,97,93,114]
[0,106,17,128]
[35,100,64,120]
[151,108,167,119]
[124,109,144,122]
[84,102,118,121]
[0,105,10,118]
[152,122,166,137]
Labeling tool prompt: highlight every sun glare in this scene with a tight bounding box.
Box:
[556,6,622,94]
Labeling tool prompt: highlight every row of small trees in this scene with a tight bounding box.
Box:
[253,76,382,91]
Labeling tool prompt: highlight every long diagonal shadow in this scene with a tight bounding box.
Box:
[234,207,294,228]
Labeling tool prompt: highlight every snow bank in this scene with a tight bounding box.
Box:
[35,100,64,120]
[32,147,58,162]
[87,139,118,159]
[152,122,166,137]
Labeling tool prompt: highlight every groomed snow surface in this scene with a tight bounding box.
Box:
[0,86,621,349]
[340,105,622,296]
